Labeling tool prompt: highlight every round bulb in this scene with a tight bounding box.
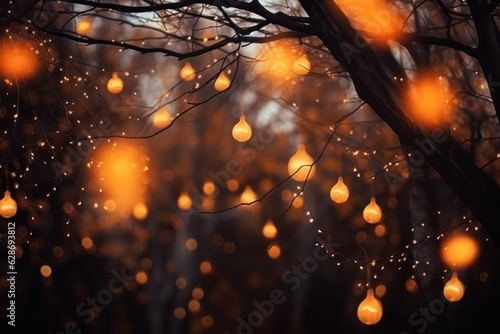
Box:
[440,234,479,269]
[363,197,382,224]
[177,192,192,211]
[232,116,252,142]
[330,177,349,203]
[107,72,123,94]
[180,62,196,81]
[292,54,310,75]
[0,190,17,218]
[153,107,172,128]
[132,202,148,220]
[443,272,465,302]
[287,144,315,181]
[214,72,231,91]
[76,18,91,35]
[357,289,383,325]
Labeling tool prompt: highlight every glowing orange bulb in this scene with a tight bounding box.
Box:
[357,289,383,325]
[232,116,252,142]
[240,186,257,203]
[443,272,465,302]
[0,40,39,79]
[330,177,349,203]
[152,107,172,128]
[287,144,315,181]
[180,62,196,81]
[177,192,192,210]
[440,234,479,269]
[76,19,92,35]
[405,73,449,126]
[132,202,148,220]
[363,197,382,224]
[262,220,277,239]
[214,72,231,91]
[0,190,17,218]
[292,54,310,75]
[107,72,123,94]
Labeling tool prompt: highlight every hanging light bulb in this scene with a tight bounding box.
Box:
[177,191,192,210]
[292,54,310,76]
[357,288,383,325]
[214,72,231,91]
[240,186,257,203]
[363,197,382,224]
[0,190,17,218]
[262,220,277,239]
[330,177,349,203]
[287,144,315,182]
[443,272,465,302]
[107,72,123,94]
[180,62,196,81]
[152,107,172,128]
[232,116,252,142]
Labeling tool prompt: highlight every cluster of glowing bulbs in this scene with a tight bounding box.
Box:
[0,190,17,218]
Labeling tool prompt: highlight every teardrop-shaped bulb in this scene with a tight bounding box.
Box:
[443,272,465,302]
[363,197,382,224]
[330,177,349,203]
[152,107,172,128]
[357,289,383,325]
[107,72,123,94]
[262,220,277,239]
[0,190,17,218]
[232,116,252,142]
[287,144,315,181]
[240,186,257,203]
[180,62,196,81]
[292,54,310,76]
[214,72,231,91]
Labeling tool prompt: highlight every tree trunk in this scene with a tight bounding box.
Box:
[299,0,500,245]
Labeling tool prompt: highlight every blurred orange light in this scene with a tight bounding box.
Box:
[200,261,212,274]
[132,202,148,220]
[81,237,94,250]
[0,39,39,80]
[262,220,278,239]
[440,234,479,269]
[405,73,450,127]
[267,244,281,259]
[135,271,148,285]
[40,265,52,277]
[336,0,404,42]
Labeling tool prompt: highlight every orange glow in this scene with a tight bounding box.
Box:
[443,272,465,302]
[94,143,148,213]
[267,244,281,259]
[76,18,92,35]
[440,234,479,269]
[186,238,198,251]
[81,237,94,250]
[336,0,404,42]
[200,261,212,274]
[363,197,382,224]
[132,202,148,220]
[405,73,450,126]
[357,289,383,325]
[257,42,309,80]
[0,40,39,80]
[287,144,315,181]
[135,271,148,285]
[40,265,52,277]
[177,191,192,210]
[188,299,201,312]
[214,72,231,91]
[262,220,278,239]
[0,190,17,218]
[192,287,204,300]
[152,107,172,128]
[240,186,257,203]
